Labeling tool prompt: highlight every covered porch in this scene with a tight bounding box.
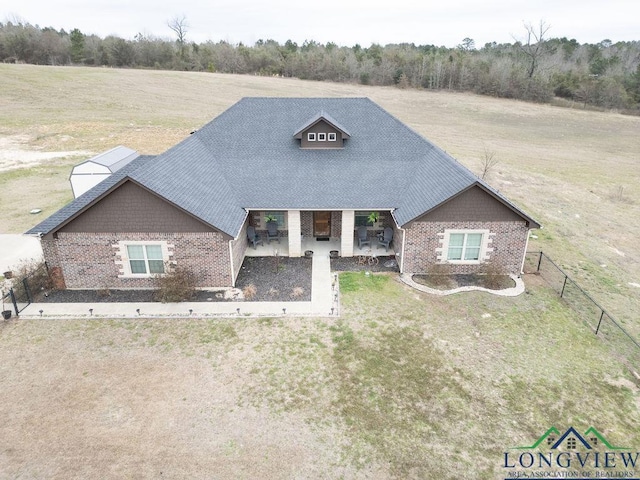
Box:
[244,209,399,259]
[245,236,387,258]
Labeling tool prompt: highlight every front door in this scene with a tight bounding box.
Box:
[313,211,331,237]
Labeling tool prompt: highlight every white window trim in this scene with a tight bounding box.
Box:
[307,132,316,141]
[328,132,337,141]
[437,229,493,264]
[318,132,327,141]
[114,240,173,278]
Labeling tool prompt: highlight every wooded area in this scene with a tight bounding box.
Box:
[2,19,639,112]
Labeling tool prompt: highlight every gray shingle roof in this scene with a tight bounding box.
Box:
[28,97,538,238]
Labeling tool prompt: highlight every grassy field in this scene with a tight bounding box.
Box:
[1,274,638,479]
[1,64,638,334]
[0,64,639,478]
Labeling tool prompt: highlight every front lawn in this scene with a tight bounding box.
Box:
[0,273,637,478]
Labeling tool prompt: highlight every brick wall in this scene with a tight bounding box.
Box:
[330,211,342,238]
[51,231,232,289]
[301,211,313,236]
[402,220,529,274]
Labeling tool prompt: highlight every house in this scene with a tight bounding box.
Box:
[27,97,539,290]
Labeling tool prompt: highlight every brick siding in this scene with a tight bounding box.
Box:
[402,220,529,274]
[49,232,232,289]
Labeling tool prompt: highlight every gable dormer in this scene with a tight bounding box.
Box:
[293,111,351,149]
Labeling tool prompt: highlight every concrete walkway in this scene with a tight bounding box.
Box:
[16,253,338,320]
[0,234,43,274]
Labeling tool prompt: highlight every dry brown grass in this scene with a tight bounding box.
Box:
[1,63,638,334]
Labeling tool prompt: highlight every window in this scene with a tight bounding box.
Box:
[265,211,285,226]
[307,133,316,141]
[318,132,327,141]
[447,233,482,261]
[328,132,337,141]
[441,230,490,263]
[355,211,376,227]
[127,244,165,274]
[566,438,577,450]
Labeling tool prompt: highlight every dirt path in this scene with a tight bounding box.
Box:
[0,135,90,172]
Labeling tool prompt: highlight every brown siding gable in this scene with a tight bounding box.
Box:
[409,183,540,228]
[56,178,228,236]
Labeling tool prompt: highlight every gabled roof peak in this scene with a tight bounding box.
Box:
[293,111,351,139]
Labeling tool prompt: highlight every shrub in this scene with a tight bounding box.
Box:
[243,283,257,300]
[425,262,454,287]
[290,287,304,298]
[479,261,510,290]
[11,260,53,301]
[154,265,197,302]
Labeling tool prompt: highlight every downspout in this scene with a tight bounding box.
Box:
[391,209,406,274]
[399,227,407,274]
[229,209,250,288]
[520,227,532,275]
[229,240,236,287]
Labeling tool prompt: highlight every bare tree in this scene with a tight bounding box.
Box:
[168,15,189,59]
[514,20,551,78]
[480,148,499,180]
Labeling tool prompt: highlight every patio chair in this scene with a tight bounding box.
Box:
[247,225,263,249]
[357,226,370,248]
[266,221,280,244]
[377,227,394,251]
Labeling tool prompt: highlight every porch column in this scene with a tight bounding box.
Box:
[341,210,355,257]
[288,210,302,257]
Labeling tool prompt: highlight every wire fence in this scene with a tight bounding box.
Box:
[2,263,51,317]
[524,251,640,370]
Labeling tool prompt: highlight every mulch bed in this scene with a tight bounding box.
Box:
[412,274,515,291]
[34,255,399,304]
[235,256,312,301]
[36,257,313,303]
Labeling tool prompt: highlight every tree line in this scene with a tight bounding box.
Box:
[1,19,639,112]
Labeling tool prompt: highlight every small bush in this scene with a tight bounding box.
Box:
[243,283,257,300]
[154,265,197,302]
[426,262,454,287]
[11,260,53,300]
[267,287,279,297]
[290,287,304,298]
[97,287,111,298]
[479,261,510,290]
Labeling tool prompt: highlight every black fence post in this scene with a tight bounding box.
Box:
[9,288,19,316]
[560,275,568,297]
[537,251,543,272]
[595,310,605,335]
[23,278,32,304]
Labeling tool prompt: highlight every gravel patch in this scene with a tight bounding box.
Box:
[235,256,312,301]
[36,256,313,303]
[34,256,401,305]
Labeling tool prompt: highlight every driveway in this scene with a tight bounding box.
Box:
[0,234,43,274]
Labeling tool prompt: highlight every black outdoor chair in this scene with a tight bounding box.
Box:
[377,227,394,251]
[266,221,280,243]
[357,226,370,248]
[247,225,263,249]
